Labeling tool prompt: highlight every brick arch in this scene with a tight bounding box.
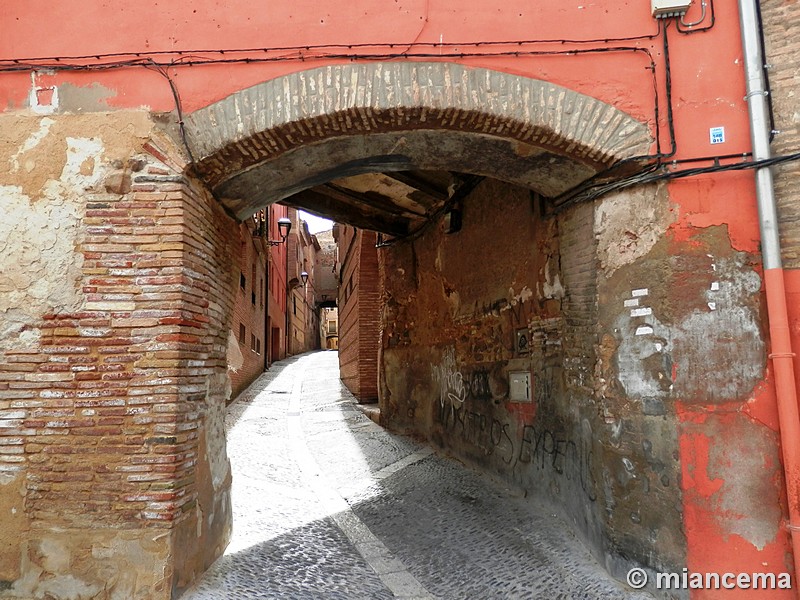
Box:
[184,62,652,219]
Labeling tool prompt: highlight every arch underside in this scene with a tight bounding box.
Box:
[185,62,652,234]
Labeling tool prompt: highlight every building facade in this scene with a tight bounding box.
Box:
[337,226,381,403]
[227,218,267,398]
[286,209,320,355]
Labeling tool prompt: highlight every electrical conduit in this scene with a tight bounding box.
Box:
[738,0,800,589]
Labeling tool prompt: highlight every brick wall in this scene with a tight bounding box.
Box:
[228,223,268,399]
[267,204,289,363]
[762,0,800,268]
[338,227,380,402]
[0,113,236,597]
[378,178,691,580]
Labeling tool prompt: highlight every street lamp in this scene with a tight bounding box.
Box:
[267,217,292,246]
[300,271,308,286]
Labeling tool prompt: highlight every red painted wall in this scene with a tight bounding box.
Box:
[0,0,740,148]
[268,204,289,362]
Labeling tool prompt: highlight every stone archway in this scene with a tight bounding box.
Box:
[176,62,676,589]
[0,63,662,599]
[184,62,651,220]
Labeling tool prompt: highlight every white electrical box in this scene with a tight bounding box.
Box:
[651,0,691,18]
[509,372,532,403]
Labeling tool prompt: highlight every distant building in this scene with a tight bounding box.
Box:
[287,209,320,355]
[336,225,379,403]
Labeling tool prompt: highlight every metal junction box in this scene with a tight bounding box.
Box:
[651,0,691,18]
[509,372,532,403]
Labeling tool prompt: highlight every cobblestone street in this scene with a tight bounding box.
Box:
[181,351,649,599]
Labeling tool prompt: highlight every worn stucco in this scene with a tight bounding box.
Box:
[11,531,170,600]
[0,113,153,350]
[0,110,236,599]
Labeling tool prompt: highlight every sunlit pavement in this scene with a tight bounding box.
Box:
[180,350,650,599]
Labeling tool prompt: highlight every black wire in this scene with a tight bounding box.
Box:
[0,32,675,193]
[555,150,800,210]
[375,175,483,247]
[754,0,777,141]
[143,63,196,164]
[660,20,677,160]
[549,22,677,201]
[676,0,716,34]
[0,45,658,72]
[0,32,662,64]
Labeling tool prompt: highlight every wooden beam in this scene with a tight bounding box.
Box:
[383,171,451,201]
[283,189,413,236]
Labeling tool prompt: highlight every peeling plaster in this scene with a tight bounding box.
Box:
[10,531,171,600]
[226,331,244,372]
[204,373,231,492]
[614,251,764,405]
[707,417,782,550]
[540,261,565,300]
[0,135,103,349]
[595,184,675,276]
[9,117,55,172]
[0,113,156,350]
[0,183,85,349]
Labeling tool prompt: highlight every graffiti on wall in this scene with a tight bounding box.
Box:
[434,390,598,502]
[437,400,516,464]
[518,424,598,501]
[432,347,467,408]
[432,348,495,407]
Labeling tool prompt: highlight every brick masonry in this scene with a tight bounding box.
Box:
[0,24,795,597]
[338,227,380,403]
[184,63,653,219]
[0,113,237,597]
[228,222,269,399]
[376,176,748,579]
[762,0,800,268]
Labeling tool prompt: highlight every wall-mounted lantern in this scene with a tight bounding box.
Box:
[300,271,309,286]
[267,217,292,246]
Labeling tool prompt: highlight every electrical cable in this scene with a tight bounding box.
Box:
[754,0,777,141]
[142,63,196,163]
[679,0,708,28]
[550,20,677,202]
[375,174,483,247]
[0,45,660,174]
[676,0,715,33]
[0,31,663,64]
[555,150,800,210]
[0,46,658,72]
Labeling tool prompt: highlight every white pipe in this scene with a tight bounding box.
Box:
[738,0,781,268]
[738,0,800,590]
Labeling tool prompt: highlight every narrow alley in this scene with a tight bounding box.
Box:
[181,351,649,599]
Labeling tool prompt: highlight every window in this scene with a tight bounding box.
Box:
[239,323,246,344]
[328,321,337,334]
[293,295,297,315]
[252,291,256,306]
[256,338,261,355]
[250,333,256,351]
[240,272,246,290]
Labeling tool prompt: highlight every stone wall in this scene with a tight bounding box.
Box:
[378,171,787,582]
[378,178,681,578]
[0,111,235,598]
